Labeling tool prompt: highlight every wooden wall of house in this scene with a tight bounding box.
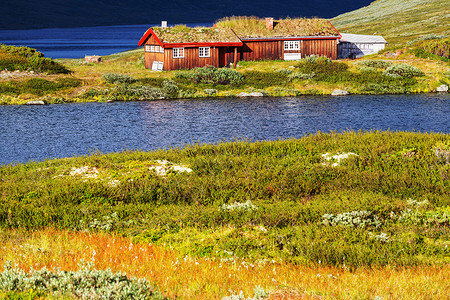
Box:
[239,40,283,61]
[164,47,220,71]
[225,39,338,63]
[302,39,337,60]
[144,52,164,69]
[144,35,164,69]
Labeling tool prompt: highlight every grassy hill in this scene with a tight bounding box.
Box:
[331,0,450,45]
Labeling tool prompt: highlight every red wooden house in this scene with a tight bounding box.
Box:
[138,17,341,71]
[138,25,243,71]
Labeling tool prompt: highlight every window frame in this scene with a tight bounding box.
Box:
[145,45,164,53]
[173,47,185,58]
[199,47,210,58]
[284,41,300,51]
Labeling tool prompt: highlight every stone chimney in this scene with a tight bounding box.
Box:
[161,21,167,28]
[265,17,274,30]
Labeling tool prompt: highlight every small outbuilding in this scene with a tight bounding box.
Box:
[337,33,387,59]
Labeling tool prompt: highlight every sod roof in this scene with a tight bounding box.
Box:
[215,16,340,39]
[151,25,242,44]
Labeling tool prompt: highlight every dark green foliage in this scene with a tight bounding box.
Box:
[1,131,449,267]
[295,56,349,82]
[175,66,244,85]
[102,73,136,84]
[357,60,393,69]
[0,78,81,96]
[0,44,70,74]
[384,64,425,78]
[411,38,450,62]
[242,71,288,88]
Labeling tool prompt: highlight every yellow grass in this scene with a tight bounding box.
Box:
[1,228,449,299]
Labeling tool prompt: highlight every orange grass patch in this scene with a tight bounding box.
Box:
[1,228,449,299]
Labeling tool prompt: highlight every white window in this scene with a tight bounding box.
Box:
[173,48,184,58]
[145,45,164,53]
[284,41,300,50]
[199,47,210,57]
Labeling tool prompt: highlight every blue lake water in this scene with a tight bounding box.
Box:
[0,94,449,165]
[0,23,211,59]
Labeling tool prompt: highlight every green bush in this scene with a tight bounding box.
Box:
[411,38,450,61]
[161,79,179,97]
[107,84,167,101]
[295,56,349,83]
[0,262,165,299]
[0,78,81,96]
[243,71,288,88]
[357,60,393,69]
[288,71,315,80]
[175,66,244,85]
[384,64,425,78]
[0,44,70,74]
[359,83,408,94]
[103,73,136,84]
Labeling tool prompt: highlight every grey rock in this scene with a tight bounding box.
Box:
[331,89,349,96]
[204,89,217,95]
[237,92,250,97]
[436,85,448,92]
[26,100,46,105]
[249,92,264,97]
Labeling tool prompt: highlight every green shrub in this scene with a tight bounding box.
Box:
[411,38,450,60]
[161,79,179,97]
[103,73,136,84]
[175,66,244,85]
[243,71,288,88]
[295,56,349,83]
[0,262,165,299]
[357,60,393,69]
[80,88,106,99]
[288,71,315,80]
[384,64,425,78]
[0,44,70,74]
[275,68,294,75]
[0,78,81,96]
[360,83,408,94]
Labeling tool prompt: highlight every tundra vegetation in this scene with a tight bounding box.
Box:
[1,131,449,298]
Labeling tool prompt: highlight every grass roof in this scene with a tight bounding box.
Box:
[152,25,241,44]
[215,16,339,38]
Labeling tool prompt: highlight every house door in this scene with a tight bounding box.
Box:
[219,48,226,67]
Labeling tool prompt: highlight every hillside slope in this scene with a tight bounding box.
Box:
[331,0,449,44]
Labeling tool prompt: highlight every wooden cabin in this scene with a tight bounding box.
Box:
[138,25,243,71]
[215,16,341,62]
[139,17,341,71]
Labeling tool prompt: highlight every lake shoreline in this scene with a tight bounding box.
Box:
[1,43,449,106]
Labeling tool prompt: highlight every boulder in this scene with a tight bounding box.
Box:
[25,100,46,105]
[436,85,448,93]
[249,92,264,97]
[331,89,349,96]
[237,92,250,97]
[204,89,217,95]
